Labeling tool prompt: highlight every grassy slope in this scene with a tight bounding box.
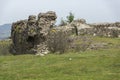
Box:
[0,37,120,80]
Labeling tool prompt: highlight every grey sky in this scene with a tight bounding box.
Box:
[0,0,120,25]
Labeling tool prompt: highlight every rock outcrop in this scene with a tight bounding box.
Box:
[11,11,57,54]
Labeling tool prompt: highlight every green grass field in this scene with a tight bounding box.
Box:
[0,37,120,80]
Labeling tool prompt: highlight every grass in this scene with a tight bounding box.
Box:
[92,36,120,47]
[0,37,120,80]
[0,40,12,56]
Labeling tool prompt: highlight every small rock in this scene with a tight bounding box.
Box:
[36,53,45,56]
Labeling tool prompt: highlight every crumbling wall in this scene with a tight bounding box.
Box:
[11,11,57,54]
[68,20,120,37]
[11,12,120,55]
[91,23,120,37]
[56,19,120,37]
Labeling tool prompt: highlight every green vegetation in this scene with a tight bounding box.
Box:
[0,40,11,56]
[92,36,120,48]
[59,12,74,26]
[47,30,70,53]
[66,12,74,23]
[0,37,120,80]
[0,49,119,80]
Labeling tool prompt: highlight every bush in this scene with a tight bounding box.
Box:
[59,12,74,26]
[69,35,92,52]
[66,12,74,23]
[0,40,11,56]
[47,29,92,53]
[47,29,70,54]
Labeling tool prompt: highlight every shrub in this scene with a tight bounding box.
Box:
[66,12,74,23]
[59,12,74,26]
[47,29,70,54]
[70,35,92,52]
[0,40,11,56]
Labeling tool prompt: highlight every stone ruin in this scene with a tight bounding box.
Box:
[90,22,120,37]
[11,11,57,55]
[64,20,120,37]
[11,11,120,55]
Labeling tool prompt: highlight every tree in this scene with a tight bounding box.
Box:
[66,12,74,23]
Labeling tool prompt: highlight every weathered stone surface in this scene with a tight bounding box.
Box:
[57,19,120,38]
[71,19,86,24]
[11,12,120,55]
[11,11,57,54]
[28,15,36,22]
[90,23,120,37]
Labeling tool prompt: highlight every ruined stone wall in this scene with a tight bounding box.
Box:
[67,20,120,37]
[11,12,120,55]
[90,23,120,37]
[11,11,57,54]
[47,19,120,39]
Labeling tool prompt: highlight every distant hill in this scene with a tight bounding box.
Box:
[0,24,11,40]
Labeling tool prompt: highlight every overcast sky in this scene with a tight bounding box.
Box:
[0,0,120,25]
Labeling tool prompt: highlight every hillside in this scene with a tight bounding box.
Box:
[0,24,11,40]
